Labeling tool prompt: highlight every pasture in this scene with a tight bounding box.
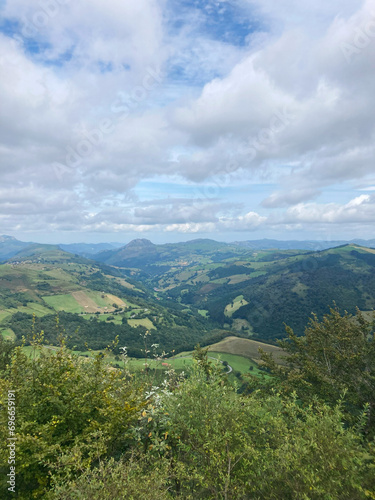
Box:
[207,336,285,364]
[128,318,156,330]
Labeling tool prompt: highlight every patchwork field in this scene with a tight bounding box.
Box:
[42,291,126,314]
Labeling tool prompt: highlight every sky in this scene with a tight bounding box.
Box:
[0,0,375,244]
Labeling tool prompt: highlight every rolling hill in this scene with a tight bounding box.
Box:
[119,243,375,341]
[1,238,375,354]
[0,246,219,354]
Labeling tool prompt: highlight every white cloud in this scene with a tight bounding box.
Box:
[0,0,374,240]
[285,194,374,224]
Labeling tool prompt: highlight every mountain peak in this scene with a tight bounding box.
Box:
[125,239,155,248]
[0,235,17,242]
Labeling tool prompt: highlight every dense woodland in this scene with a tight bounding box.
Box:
[7,310,225,357]
[0,307,374,499]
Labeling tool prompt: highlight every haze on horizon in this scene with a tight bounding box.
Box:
[1,0,375,245]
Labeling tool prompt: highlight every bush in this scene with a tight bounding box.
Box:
[0,341,145,499]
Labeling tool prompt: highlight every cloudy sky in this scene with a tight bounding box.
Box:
[0,0,374,244]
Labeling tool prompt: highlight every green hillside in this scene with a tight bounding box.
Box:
[0,247,220,354]
[119,243,375,341]
[2,242,375,354]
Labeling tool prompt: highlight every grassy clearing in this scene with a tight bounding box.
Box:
[105,275,135,289]
[18,302,53,316]
[232,318,252,333]
[1,328,16,341]
[128,318,156,330]
[72,291,102,312]
[198,309,209,317]
[224,295,248,317]
[209,352,263,376]
[172,351,264,376]
[126,356,194,371]
[190,274,210,285]
[227,275,252,285]
[211,278,229,284]
[106,293,127,307]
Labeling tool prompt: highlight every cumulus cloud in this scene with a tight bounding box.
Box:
[284,194,375,224]
[0,0,374,240]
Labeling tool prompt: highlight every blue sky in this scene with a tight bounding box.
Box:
[0,0,374,244]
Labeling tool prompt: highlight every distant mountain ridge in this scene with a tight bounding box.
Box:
[1,235,375,264]
[234,239,375,251]
[0,235,31,261]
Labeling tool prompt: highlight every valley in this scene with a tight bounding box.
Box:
[1,235,375,366]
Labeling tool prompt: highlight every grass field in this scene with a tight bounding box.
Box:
[128,318,156,329]
[224,295,249,317]
[42,294,83,313]
[198,309,209,317]
[207,336,286,364]
[0,311,11,322]
[227,275,252,285]
[208,352,264,377]
[1,328,16,340]
[42,291,126,314]
[17,302,53,316]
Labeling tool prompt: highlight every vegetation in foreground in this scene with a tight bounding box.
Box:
[0,307,374,499]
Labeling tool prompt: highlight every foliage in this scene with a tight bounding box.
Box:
[0,337,145,499]
[0,311,375,499]
[0,336,16,372]
[49,455,171,500]
[261,306,375,435]
[138,363,375,499]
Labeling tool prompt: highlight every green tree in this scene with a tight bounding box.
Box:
[261,306,375,434]
[161,364,374,499]
[0,336,15,373]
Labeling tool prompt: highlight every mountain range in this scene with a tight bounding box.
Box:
[2,235,375,263]
[1,235,374,351]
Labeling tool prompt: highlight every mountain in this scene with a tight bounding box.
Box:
[0,235,31,261]
[94,238,160,268]
[119,242,375,342]
[2,239,375,353]
[93,237,375,273]
[167,244,375,340]
[94,238,251,271]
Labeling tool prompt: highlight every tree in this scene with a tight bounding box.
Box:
[0,336,15,372]
[261,306,375,434]
[161,363,373,499]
